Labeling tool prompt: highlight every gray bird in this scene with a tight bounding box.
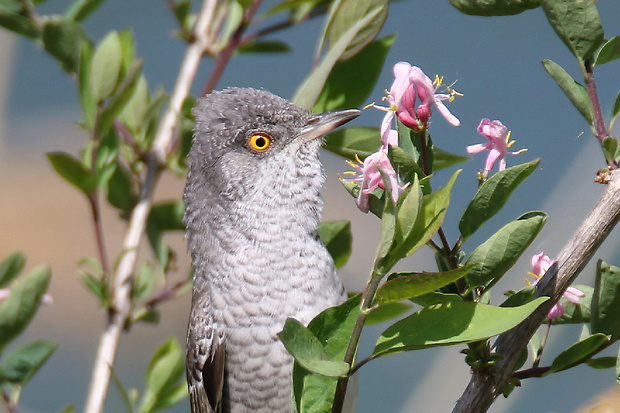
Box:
[183,87,359,413]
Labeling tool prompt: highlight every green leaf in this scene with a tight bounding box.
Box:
[121,75,149,133]
[602,137,619,165]
[0,266,51,351]
[365,302,411,325]
[448,0,540,16]
[374,298,548,356]
[47,152,96,195]
[595,36,620,66]
[542,59,593,124]
[2,340,57,385]
[141,337,186,413]
[379,170,459,273]
[501,286,537,308]
[389,146,428,194]
[613,90,620,130]
[105,162,134,212]
[79,271,109,307]
[132,263,157,304]
[375,265,479,306]
[465,211,547,290]
[292,295,360,413]
[0,9,40,38]
[90,31,123,102]
[78,39,96,130]
[324,0,388,61]
[237,40,291,53]
[460,159,540,240]
[318,220,352,268]
[279,318,350,377]
[65,0,106,22]
[149,201,185,232]
[587,356,616,370]
[42,16,87,73]
[540,0,604,61]
[591,261,620,339]
[374,170,398,267]
[312,34,396,113]
[0,251,26,289]
[550,284,593,324]
[324,127,381,161]
[411,291,463,307]
[293,7,382,110]
[433,147,470,171]
[98,59,145,135]
[548,333,609,374]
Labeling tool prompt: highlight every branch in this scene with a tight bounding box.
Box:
[452,170,620,413]
[83,0,217,411]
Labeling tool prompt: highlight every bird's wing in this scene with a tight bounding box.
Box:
[186,314,226,413]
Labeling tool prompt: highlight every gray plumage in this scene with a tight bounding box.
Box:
[184,88,359,413]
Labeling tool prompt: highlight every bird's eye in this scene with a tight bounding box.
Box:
[247,132,272,152]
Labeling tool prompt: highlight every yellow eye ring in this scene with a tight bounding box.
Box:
[248,132,272,152]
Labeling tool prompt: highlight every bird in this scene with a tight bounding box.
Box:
[183,87,360,413]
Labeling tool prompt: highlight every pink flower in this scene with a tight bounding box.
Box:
[528,252,585,320]
[343,150,404,213]
[374,62,460,137]
[467,119,527,173]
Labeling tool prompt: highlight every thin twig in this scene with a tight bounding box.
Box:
[88,193,110,277]
[83,1,217,411]
[202,0,264,96]
[452,170,620,413]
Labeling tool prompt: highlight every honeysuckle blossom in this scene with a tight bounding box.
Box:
[374,62,461,134]
[527,252,585,320]
[467,119,527,173]
[343,150,404,213]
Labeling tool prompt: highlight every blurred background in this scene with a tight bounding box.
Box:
[1,0,619,411]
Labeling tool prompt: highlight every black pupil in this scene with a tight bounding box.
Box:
[255,136,267,148]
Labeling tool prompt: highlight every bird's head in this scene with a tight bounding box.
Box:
[185,88,359,206]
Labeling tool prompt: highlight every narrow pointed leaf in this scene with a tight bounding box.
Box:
[586,357,616,370]
[0,251,26,288]
[465,211,547,290]
[0,266,51,350]
[0,10,40,38]
[90,31,123,102]
[448,0,540,16]
[324,0,388,61]
[279,318,350,377]
[591,261,620,339]
[98,59,144,135]
[65,0,106,22]
[142,337,186,413]
[365,302,411,325]
[237,40,291,54]
[375,265,479,306]
[543,59,593,124]
[374,298,548,356]
[313,34,396,113]
[47,152,96,195]
[2,340,57,385]
[292,295,360,413]
[595,36,620,66]
[433,147,470,171]
[42,16,87,73]
[318,220,352,268]
[460,159,540,240]
[548,333,609,374]
[293,7,382,109]
[540,0,604,61]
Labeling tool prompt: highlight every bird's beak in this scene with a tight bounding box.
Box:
[296,109,361,145]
